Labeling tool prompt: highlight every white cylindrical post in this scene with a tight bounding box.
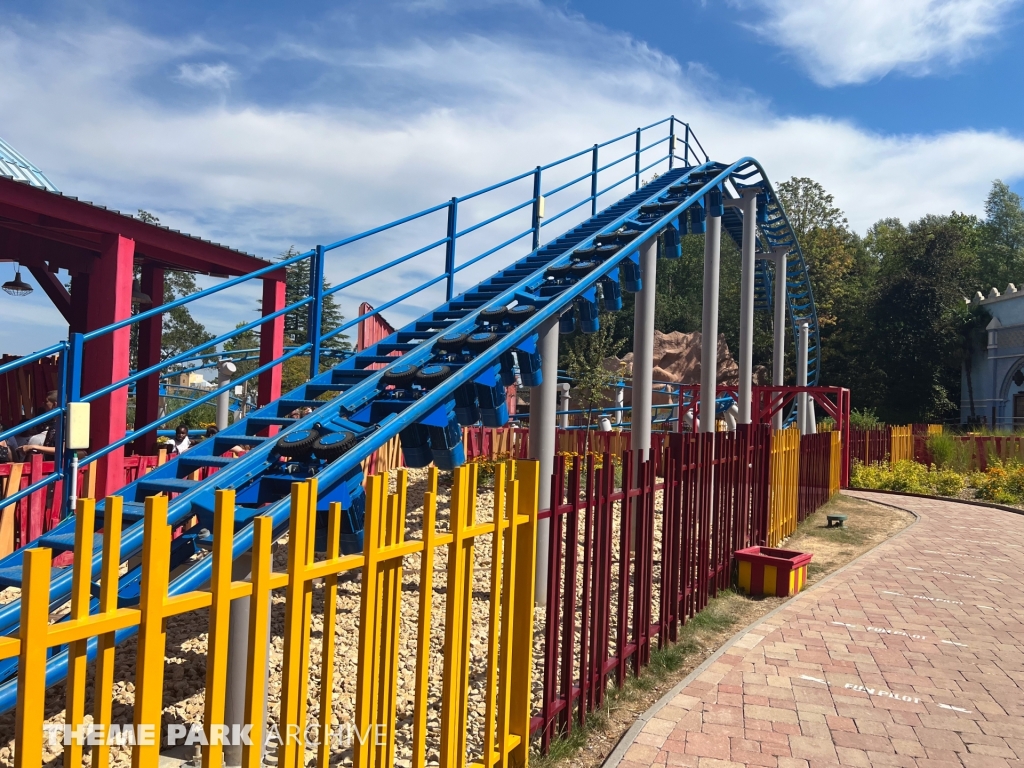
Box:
[797,319,810,435]
[559,382,570,429]
[216,360,237,431]
[632,239,658,460]
[700,198,722,433]
[772,248,788,431]
[615,382,624,425]
[738,191,757,424]
[529,315,560,607]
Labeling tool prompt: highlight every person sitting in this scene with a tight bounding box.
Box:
[18,391,59,459]
[168,425,191,455]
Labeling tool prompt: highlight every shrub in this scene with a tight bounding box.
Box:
[925,432,973,473]
[932,469,966,497]
[849,408,883,429]
[850,460,966,497]
[975,460,1024,504]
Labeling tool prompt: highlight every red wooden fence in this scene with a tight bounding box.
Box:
[848,427,891,470]
[532,425,771,746]
[798,432,833,522]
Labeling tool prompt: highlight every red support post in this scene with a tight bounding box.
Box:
[134,265,164,456]
[81,234,134,499]
[258,277,286,408]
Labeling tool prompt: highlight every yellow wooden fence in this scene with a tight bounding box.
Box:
[767,427,800,547]
[829,430,842,497]
[6,460,539,768]
[890,425,913,463]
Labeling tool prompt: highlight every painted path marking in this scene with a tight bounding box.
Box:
[922,550,1009,563]
[881,590,964,606]
[830,621,929,641]
[831,620,968,647]
[798,675,972,713]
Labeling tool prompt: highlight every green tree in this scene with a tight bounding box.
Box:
[130,210,215,367]
[978,180,1024,291]
[561,313,627,449]
[279,247,349,350]
[866,214,980,422]
[954,303,992,422]
[776,178,865,385]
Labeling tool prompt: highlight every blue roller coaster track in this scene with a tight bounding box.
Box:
[0,117,818,712]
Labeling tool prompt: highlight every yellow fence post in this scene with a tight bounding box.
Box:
[509,459,539,768]
[354,474,385,768]
[482,462,507,767]
[93,496,124,768]
[440,466,472,766]
[278,481,315,768]
[829,431,842,497]
[496,464,520,767]
[64,498,95,768]
[411,468,439,768]
[767,428,800,547]
[317,501,342,768]
[242,516,273,768]
[14,548,51,768]
[132,494,171,768]
[202,490,236,768]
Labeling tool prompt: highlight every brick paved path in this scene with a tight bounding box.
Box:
[606,492,1024,768]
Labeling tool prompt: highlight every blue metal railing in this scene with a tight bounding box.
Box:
[3,117,705,523]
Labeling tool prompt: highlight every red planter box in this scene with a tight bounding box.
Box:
[735,545,812,597]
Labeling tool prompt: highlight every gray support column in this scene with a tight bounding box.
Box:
[615,382,624,425]
[529,315,560,607]
[559,382,570,429]
[632,238,659,459]
[223,553,270,766]
[738,192,757,424]
[699,201,722,433]
[772,248,788,431]
[797,319,810,436]
[216,360,237,431]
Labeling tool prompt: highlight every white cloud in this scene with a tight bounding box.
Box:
[175,62,238,89]
[0,5,1023,353]
[743,0,1022,86]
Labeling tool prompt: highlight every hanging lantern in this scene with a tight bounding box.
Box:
[131,278,152,306]
[2,264,33,297]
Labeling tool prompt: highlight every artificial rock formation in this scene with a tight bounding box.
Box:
[605,330,739,406]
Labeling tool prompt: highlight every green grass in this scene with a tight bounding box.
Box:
[531,589,747,768]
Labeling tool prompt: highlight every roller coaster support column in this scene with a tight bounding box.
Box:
[797,319,813,435]
[738,191,757,424]
[529,315,559,607]
[772,247,788,431]
[633,238,658,457]
[258,276,286,411]
[559,383,570,429]
[82,234,134,497]
[216,361,237,431]
[224,553,270,766]
[134,264,164,456]
[700,192,723,434]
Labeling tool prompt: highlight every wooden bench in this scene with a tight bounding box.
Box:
[826,514,848,528]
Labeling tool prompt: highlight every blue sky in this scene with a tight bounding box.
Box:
[2,0,1024,354]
